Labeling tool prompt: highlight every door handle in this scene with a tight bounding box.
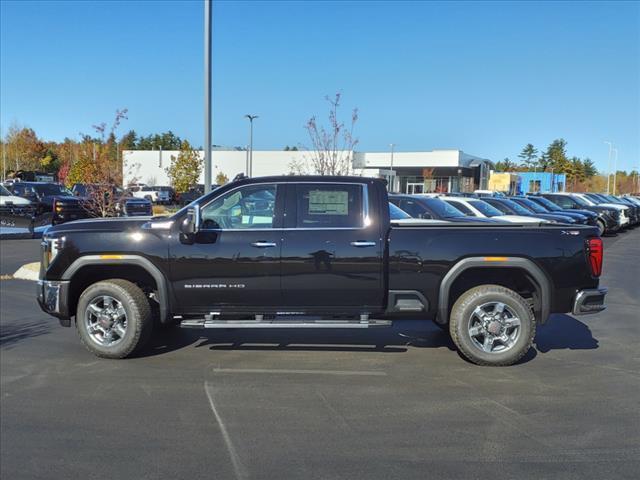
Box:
[350,241,376,248]
[251,241,277,248]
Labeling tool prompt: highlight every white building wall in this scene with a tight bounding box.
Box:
[122,149,491,186]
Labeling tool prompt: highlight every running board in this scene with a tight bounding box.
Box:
[180,319,392,329]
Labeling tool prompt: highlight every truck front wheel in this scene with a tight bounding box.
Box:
[76,279,153,359]
[449,285,535,366]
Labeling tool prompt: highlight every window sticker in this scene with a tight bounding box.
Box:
[308,190,349,215]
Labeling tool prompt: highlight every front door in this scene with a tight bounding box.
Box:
[169,183,283,313]
[280,183,384,314]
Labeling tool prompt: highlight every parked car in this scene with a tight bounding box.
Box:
[389,194,497,223]
[37,175,606,366]
[537,193,622,235]
[129,185,170,204]
[569,193,631,228]
[440,197,548,224]
[482,197,577,224]
[178,184,209,206]
[155,186,177,204]
[71,184,153,218]
[9,181,88,225]
[585,193,639,226]
[523,195,598,227]
[0,184,35,229]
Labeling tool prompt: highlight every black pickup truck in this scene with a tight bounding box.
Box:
[37,176,607,366]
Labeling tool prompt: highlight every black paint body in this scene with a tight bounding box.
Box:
[41,176,602,322]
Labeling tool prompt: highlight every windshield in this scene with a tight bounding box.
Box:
[573,195,594,206]
[423,198,465,218]
[389,202,411,220]
[0,185,11,196]
[530,196,562,211]
[499,199,532,215]
[33,184,72,196]
[515,198,546,213]
[468,200,503,217]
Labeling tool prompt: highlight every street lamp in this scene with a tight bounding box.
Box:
[604,141,613,194]
[204,0,213,193]
[245,115,258,177]
[612,148,618,195]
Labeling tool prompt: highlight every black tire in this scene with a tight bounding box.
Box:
[596,219,606,236]
[449,285,535,366]
[76,279,153,359]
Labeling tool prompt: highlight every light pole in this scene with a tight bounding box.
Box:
[612,148,618,195]
[604,141,613,194]
[245,115,258,177]
[203,0,213,193]
[389,143,395,192]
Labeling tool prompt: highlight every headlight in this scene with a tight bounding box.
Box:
[43,236,65,266]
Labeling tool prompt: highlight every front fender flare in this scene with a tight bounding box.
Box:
[62,255,171,324]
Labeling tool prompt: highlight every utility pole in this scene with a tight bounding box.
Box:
[244,115,258,177]
[204,0,213,193]
[612,148,618,195]
[604,141,613,194]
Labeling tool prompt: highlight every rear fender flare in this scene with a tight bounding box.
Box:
[437,257,551,325]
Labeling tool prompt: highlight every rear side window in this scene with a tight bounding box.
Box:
[553,196,576,209]
[295,184,364,228]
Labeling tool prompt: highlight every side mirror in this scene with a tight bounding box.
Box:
[180,206,199,235]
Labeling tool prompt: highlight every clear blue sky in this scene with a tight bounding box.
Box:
[1,0,639,172]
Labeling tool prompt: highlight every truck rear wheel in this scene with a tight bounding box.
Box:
[76,279,153,359]
[449,285,535,366]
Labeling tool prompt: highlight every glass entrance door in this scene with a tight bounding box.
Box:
[406,182,424,194]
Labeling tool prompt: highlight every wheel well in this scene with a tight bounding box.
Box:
[447,267,541,321]
[68,265,158,319]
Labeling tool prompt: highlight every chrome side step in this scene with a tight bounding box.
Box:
[180,318,392,329]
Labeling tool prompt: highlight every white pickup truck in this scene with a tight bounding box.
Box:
[128,185,170,204]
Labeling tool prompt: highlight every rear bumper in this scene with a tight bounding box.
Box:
[572,288,607,315]
[37,279,71,325]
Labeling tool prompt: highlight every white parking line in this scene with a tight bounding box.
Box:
[204,381,248,480]
[211,368,387,376]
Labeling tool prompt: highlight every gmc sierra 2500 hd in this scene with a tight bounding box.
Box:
[37,176,606,366]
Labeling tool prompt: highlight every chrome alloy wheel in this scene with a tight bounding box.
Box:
[84,295,128,347]
[468,301,521,354]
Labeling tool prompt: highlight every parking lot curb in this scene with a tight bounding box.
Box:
[13,262,40,281]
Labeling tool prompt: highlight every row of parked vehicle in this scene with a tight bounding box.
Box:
[388,191,640,236]
[0,181,153,228]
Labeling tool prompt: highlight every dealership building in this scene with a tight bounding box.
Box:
[122,148,492,193]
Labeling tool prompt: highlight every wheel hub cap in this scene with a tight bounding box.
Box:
[486,320,503,335]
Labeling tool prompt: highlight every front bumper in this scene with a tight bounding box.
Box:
[37,279,71,326]
[572,288,607,315]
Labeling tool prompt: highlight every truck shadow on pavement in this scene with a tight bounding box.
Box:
[534,313,599,353]
[0,321,51,349]
[139,315,598,361]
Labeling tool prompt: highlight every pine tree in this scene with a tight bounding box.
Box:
[518,144,539,171]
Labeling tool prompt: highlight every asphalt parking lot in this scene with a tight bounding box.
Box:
[1,230,639,480]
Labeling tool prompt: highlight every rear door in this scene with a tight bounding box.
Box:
[280,182,384,313]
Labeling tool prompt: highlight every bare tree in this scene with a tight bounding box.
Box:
[304,93,358,175]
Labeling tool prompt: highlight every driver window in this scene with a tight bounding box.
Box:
[200,184,277,230]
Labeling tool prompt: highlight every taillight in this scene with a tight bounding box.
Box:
[586,237,603,277]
